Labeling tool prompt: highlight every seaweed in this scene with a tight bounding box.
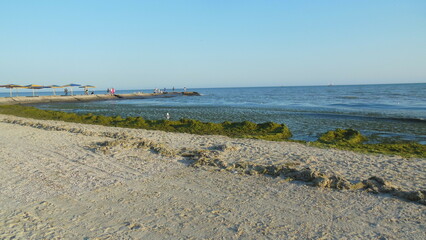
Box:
[0,105,424,158]
[311,128,425,158]
[317,128,367,145]
[0,105,292,140]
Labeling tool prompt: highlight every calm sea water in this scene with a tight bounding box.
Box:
[2,83,425,143]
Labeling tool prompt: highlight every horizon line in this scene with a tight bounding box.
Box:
[0,81,425,93]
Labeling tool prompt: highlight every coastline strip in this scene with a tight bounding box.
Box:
[0,92,200,105]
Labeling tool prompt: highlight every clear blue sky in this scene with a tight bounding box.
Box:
[1,0,425,90]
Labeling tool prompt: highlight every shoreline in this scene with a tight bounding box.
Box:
[0,91,200,105]
[0,114,425,238]
[0,104,424,158]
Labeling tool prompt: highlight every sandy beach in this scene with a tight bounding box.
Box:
[0,114,425,239]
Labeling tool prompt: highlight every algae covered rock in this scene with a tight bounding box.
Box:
[317,128,367,145]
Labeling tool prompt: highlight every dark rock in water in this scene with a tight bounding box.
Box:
[183,91,201,96]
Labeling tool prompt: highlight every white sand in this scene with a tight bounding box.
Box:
[0,114,425,239]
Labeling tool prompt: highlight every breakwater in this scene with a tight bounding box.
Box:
[0,92,200,105]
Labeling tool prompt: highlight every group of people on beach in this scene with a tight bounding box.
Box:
[153,88,165,94]
[63,87,94,96]
[107,88,116,95]
[153,87,186,94]
[84,88,94,95]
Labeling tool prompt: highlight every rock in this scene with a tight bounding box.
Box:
[183,91,201,96]
[317,128,367,145]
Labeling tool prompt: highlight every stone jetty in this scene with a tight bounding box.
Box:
[0,92,200,105]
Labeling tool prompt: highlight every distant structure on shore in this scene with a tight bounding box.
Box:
[0,83,96,97]
[0,91,201,105]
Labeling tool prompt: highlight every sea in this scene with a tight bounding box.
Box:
[1,83,425,144]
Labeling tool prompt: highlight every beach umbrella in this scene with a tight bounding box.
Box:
[63,83,82,87]
[0,84,25,97]
[62,83,82,95]
[48,85,63,95]
[0,84,12,97]
[79,85,96,88]
[79,85,96,94]
[25,84,45,97]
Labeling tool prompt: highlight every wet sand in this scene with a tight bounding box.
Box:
[0,114,425,239]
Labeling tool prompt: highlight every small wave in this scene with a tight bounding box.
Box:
[337,96,360,99]
[386,117,426,123]
[329,103,397,109]
[295,111,426,124]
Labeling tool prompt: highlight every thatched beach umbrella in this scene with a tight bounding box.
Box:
[0,84,25,97]
[25,84,45,97]
[48,85,63,96]
[62,83,82,95]
[79,85,96,94]
[79,85,96,88]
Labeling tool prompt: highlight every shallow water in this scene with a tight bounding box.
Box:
[11,83,426,143]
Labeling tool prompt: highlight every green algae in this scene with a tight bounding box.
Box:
[317,128,367,145]
[311,129,426,158]
[0,105,424,158]
[0,105,292,140]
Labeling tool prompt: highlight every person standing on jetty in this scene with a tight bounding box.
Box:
[107,88,110,95]
[64,88,68,96]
